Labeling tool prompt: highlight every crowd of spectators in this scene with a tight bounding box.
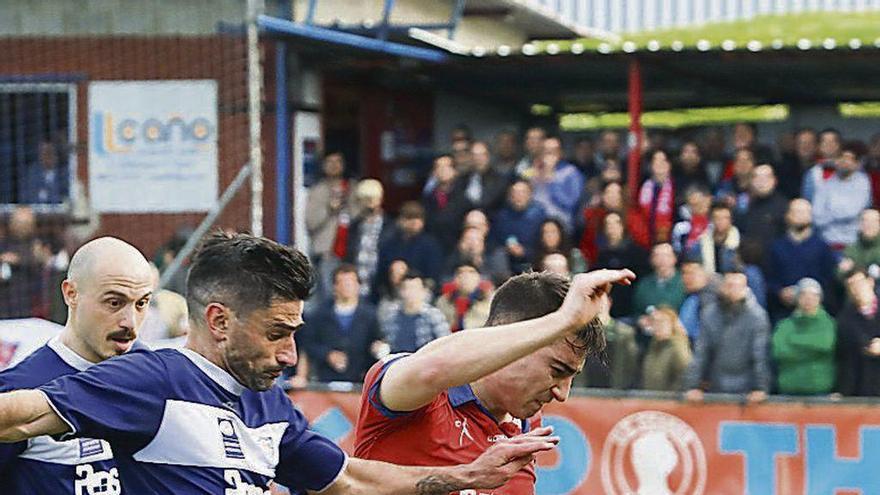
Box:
[5,121,880,401]
[294,123,880,401]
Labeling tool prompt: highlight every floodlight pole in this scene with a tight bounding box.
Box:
[627,58,643,203]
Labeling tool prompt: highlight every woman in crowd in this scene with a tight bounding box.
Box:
[641,306,693,391]
[533,218,588,274]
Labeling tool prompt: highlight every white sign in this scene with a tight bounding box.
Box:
[88,81,218,212]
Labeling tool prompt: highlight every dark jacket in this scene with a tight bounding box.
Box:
[736,192,789,251]
[377,230,444,287]
[490,202,547,265]
[594,240,649,317]
[683,294,772,393]
[299,300,383,383]
[457,169,510,215]
[423,183,470,251]
[766,232,838,320]
[836,301,880,396]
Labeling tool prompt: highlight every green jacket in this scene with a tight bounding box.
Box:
[632,271,687,316]
[839,234,880,279]
[772,308,837,395]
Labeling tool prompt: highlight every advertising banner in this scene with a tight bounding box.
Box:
[289,390,880,495]
[88,80,218,212]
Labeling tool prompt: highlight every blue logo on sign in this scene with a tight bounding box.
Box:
[536,415,590,495]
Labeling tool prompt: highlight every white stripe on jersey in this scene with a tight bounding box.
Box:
[133,400,287,477]
[18,435,114,465]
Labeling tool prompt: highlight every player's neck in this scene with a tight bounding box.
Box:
[470,380,513,423]
[59,326,102,364]
[184,332,229,375]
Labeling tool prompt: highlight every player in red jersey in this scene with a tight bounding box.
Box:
[354,269,634,495]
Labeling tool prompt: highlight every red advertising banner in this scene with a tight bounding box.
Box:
[289,390,880,495]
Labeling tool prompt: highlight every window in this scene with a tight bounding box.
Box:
[0,83,76,211]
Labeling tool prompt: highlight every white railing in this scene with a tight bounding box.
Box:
[519,0,880,34]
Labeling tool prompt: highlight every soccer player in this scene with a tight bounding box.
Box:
[0,236,154,494]
[0,232,556,495]
[354,269,635,494]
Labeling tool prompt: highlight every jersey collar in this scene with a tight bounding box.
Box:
[178,348,246,396]
[448,383,531,433]
[48,335,95,372]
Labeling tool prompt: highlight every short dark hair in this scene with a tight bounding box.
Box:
[186,232,314,321]
[485,272,606,357]
[402,269,423,283]
[399,201,426,220]
[333,263,360,284]
[711,202,732,214]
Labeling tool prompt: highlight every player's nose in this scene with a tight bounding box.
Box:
[551,378,573,403]
[276,334,298,367]
[119,304,136,330]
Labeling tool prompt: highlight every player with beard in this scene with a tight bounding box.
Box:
[354,269,635,495]
[0,232,557,495]
[0,237,153,494]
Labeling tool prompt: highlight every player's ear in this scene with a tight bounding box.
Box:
[204,302,231,341]
[61,279,77,307]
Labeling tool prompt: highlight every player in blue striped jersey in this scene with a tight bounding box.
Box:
[0,232,556,495]
[0,236,154,494]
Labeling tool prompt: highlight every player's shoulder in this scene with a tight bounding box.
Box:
[0,344,67,391]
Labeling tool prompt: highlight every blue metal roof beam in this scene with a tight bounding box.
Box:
[257,15,449,63]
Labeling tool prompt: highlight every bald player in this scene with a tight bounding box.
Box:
[0,236,153,494]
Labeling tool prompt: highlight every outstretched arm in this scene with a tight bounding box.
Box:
[380,269,635,412]
[318,428,558,495]
[0,390,68,442]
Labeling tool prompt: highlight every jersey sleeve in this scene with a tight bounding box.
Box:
[274,399,347,492]
[364,353,424,420]
[37,350,169,448]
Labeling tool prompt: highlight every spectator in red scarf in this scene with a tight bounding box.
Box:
[580,181,649,264]
[435,263,494,332]
[671,185,712,256]
[638,149,675,244]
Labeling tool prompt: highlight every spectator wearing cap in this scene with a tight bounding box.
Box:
[678,259,719,344]
[838,209,880,279]
[632,243,686,317]
[435,263,493,332]
[766,199,838,321]
[812,142,872,249]
[491,180,547,274]
[641,306,692,392]
[377,201,443,288]
[345,179,395,301]
[837,270,880,396]
[684,269,771,403]
[524,136,584,232]
[380,271,450,354]
[736,164,789,254]
[772,278,836,396]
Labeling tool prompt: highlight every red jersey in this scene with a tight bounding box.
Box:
[354,356,539,495]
